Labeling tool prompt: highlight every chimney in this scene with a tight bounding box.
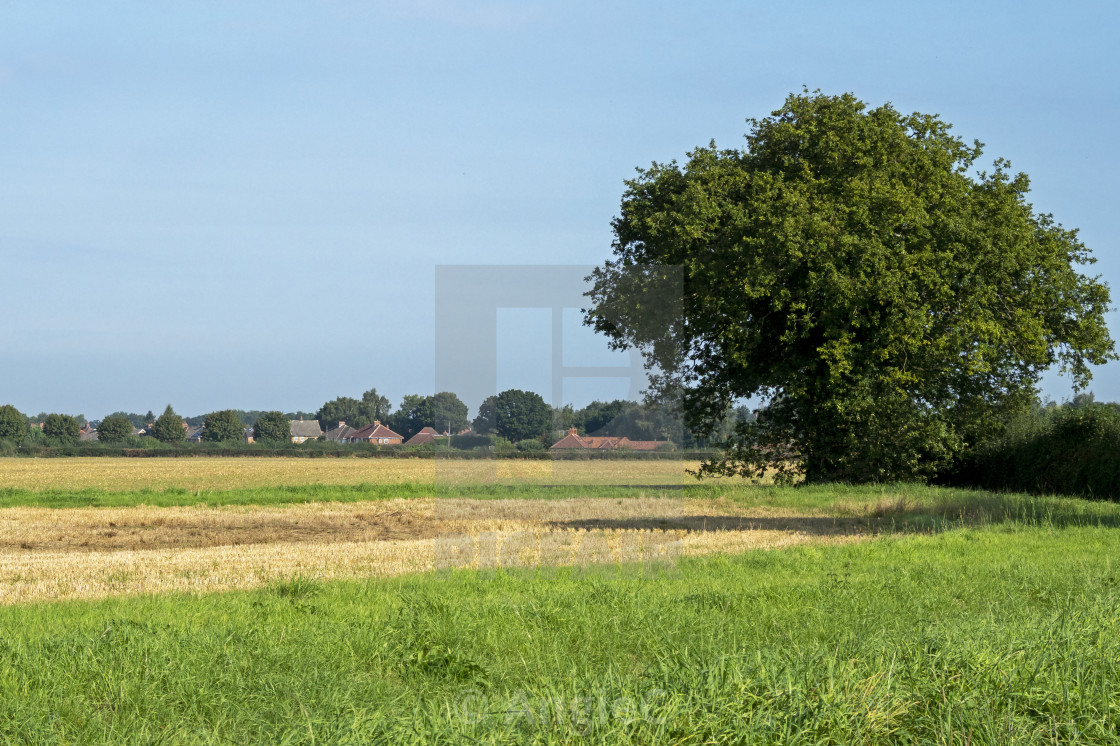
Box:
[569,427,578,435]
[338,421,346,429]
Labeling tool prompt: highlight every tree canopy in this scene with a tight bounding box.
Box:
[151,405,185,443]
[201,410,245,443]
[97,414,134,443]
[392,392,470,438]
[586,90,1115,483]
[253,411,291,442]
[316,388,392,431]
[42,413,81,443]
[0,405,26,441]
[572,399,681,442]
[473,389,553,443]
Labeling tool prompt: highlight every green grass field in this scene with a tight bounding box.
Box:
[2,520,1119,743]
[3,459,1120,743]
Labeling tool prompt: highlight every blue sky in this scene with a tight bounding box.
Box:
[1,1,1118,418]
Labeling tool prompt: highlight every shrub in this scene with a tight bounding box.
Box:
[515,439,545,452]
[945,403,1120,500]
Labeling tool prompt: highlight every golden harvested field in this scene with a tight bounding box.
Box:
[0,457,791,605]
[0,497,871,604]
[0,457,707,492]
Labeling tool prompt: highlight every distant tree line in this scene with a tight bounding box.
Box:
[0,387,761,449]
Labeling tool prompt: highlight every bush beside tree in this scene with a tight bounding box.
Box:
[946,403,1120,500]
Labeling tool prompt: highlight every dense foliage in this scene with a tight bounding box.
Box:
[96,414,134,443]
[151,406,185,443]
[587,90,1115,484]
[0,404,26,440]
[946,401,1120,500]
[201,410,245,443]
[103,412,152,429]
[573,399,683,442]
[316,389,391,431]
[253,411,291,443]
[42,413,81,443]
[473,389,553,443]
[391,392,470,438]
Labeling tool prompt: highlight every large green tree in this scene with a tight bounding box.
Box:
[586,91,1115,484]
[253,411,291,442]
[42,413,81,443]
[0,405,26,440]
[201,410,245,442]
[151,405,185,443]
[97,414,134,443]
[473,389,553,443]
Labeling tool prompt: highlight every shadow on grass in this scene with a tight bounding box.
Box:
[545,515,883,536]
[866,489,1120,531]
[546,488,1120,538]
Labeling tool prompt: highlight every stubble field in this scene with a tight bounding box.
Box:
[0,458,858,605]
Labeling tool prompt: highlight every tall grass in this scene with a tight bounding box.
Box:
[2,525,1119,743]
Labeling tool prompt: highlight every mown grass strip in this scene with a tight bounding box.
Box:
[1,525,1118,743]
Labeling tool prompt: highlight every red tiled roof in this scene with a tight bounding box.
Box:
[348,421,404,442]
[550,432,587,449]
[550,427,669,451]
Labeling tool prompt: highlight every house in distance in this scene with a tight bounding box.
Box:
[405,426,448,446]
[289,419,323,443]
[345,421,404,445]
[322,421,357,442]
[550,427,670,451]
